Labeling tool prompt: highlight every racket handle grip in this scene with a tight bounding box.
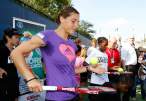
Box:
[105,72,132,75]
[42,86,75,92]
[42,86,58,91]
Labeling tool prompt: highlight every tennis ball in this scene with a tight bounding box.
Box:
[90,57,99,65]
[117,67,124,73]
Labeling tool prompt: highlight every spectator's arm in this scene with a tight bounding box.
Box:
[0,68,7,78]
[11,36,44,92]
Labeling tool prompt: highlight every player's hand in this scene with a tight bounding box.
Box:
[27,78,43,93]
[0,68,7,78]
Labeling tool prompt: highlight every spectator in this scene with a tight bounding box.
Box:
[85,37,111,101]
[137,47,146,100]
[121,36,137,101]
[106,37,121,101]
[0,28,20,101]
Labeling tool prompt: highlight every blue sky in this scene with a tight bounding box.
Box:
[72,0,146,41]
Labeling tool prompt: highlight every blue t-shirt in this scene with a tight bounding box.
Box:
[37,30,78,100]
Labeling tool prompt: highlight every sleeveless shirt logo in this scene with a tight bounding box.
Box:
[59,44,75,62]
[98,57,108,63]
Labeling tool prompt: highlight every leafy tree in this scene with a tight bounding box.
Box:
[77,20,96,39]
[16,0,71,20]
[15,0,96,39]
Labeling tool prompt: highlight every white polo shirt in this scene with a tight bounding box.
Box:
[121,43,137,65]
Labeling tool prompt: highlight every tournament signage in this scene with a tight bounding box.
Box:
[13,17,46,101]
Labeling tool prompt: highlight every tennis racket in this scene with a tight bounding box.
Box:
[138,64,146,80]
[105,71,132,75]
[42,86,116,94]
[84,66,132,75]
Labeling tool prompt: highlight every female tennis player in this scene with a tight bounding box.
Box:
[11,6,105,101]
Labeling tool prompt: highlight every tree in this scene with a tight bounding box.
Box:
[16,0,71,20]
[77,20,96,39]
[16,0,96,39]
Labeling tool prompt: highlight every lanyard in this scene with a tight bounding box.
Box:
[107,49,115,64]
[107,49,114,58]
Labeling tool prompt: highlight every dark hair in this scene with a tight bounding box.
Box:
[2,28,19,43]
[75,45,82,54]
[97,37,108,45]
[56,6,79,24]
[75,38,81,45]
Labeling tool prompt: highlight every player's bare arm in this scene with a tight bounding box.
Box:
[11,36,44,92]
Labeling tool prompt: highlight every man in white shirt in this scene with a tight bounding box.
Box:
[121,36,137,101]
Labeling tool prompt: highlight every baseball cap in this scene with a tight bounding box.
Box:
[4,28,21,36]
